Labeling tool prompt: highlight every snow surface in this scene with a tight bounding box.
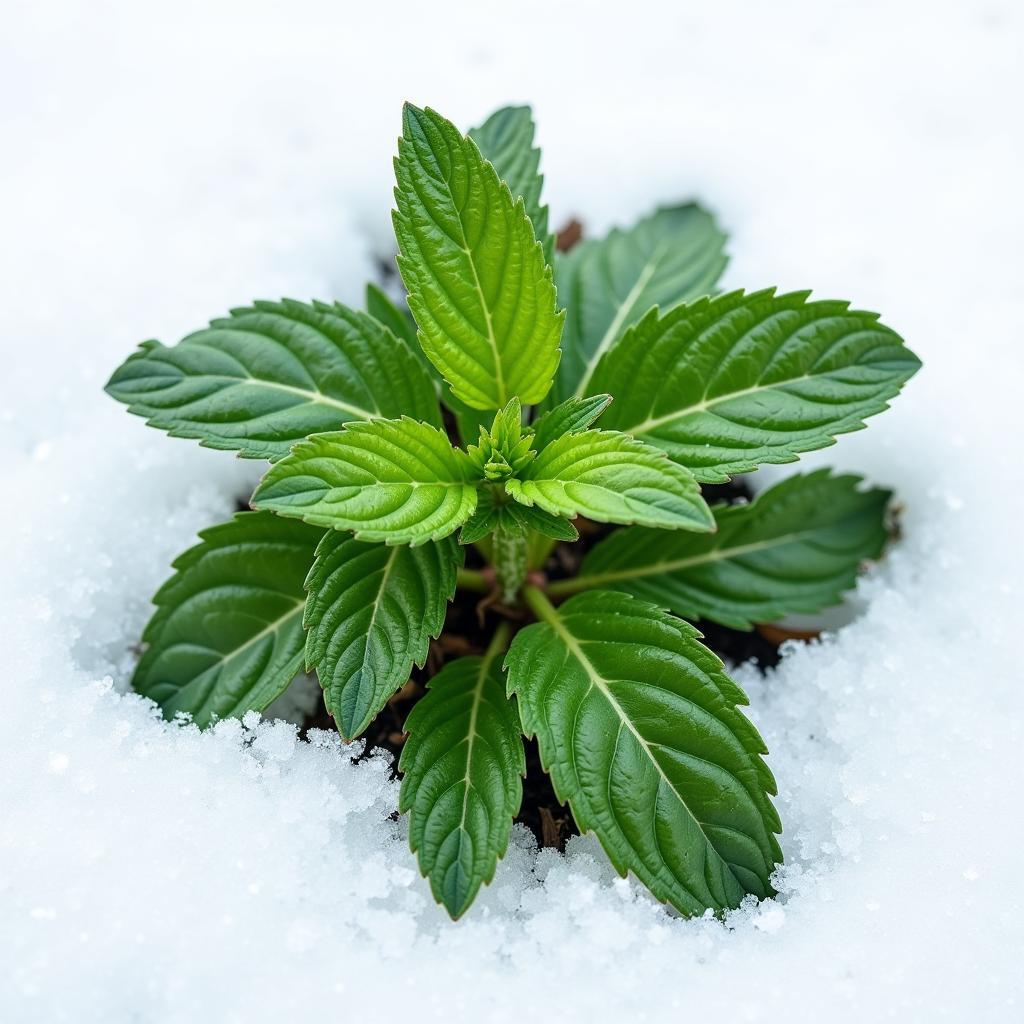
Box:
[2,0,1022,1019]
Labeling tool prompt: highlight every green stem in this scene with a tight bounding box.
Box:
[545,574,597,598]
[522,583,561,626]
[482,618,513,668]
[456,567,490,593]
[492,526,528,603]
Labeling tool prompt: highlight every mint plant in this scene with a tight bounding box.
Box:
[106,103,920,920]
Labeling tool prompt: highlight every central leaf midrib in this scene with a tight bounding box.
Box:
[346,545,401,730]
[573,245,666,398]
[440,159,508,407]
[455,648,502,858]
[192,599,305,717]
[579,525,827,587]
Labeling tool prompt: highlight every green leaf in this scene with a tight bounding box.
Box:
[459,487,578,545]
[553,204,728,402]
[365,282,419,349]
[106,299,440,460]
[505,429,714,532]
[133,512,321,726]
[250,417,480,545]
[304,533,461,739]
[530,394,613,451]
[393,103,563,411]
[469,105,553,263]
[399,643,525,918]
[509,589,782,916]
[566,470,890,628]
[589,289,922,483]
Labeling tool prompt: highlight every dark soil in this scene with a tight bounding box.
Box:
[301,220,791,848]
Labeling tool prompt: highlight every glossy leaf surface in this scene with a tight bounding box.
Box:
[304,533,461,738]
[251,417,479,545]
[508,590,782,916]
[589,289,922,482]
[553,204,727,402]
[572,470,890,628]
[106,300,439,460]
[394,104,563,410]
[505,429,714,531]
[400,649,525,919]
[133,512,321,725]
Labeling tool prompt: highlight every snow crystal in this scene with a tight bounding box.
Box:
[2,0,1021,1020]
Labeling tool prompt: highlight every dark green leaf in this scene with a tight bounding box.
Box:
[304,534,461,738]
[589,289,922,483]
[469,105,553,262]
[106,300,439,460]
[552,204,727,403]
[133,512,321,726]
[459,487,578,545]
[399,647,525,918]
[508,589,782,916]
[569,470,890,628]
[365,282,419,349]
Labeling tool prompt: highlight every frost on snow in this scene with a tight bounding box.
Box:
[1,1,1022,1020]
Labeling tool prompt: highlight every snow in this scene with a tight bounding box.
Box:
[2,0,1022,1019]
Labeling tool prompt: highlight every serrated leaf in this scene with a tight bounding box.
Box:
[304,533,461,739]
[399,649,525,918]
[469,105,553,263]
[393,103,563,411]
[459,487,578,545]
[106,299,440,460]
[133,512,321,726]
[530,394,613,450]
[250,417,480,545]
[589,289,922,483]
[570,470,889,629]
[553,204,728,402]
[508,590,782,916]
[505,429,714,532]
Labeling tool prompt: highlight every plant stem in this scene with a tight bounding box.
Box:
[456,567,490,593]
[545,575,593,598]
[521,583,561,626]
[482,618,513,668]
[492,526,528,603]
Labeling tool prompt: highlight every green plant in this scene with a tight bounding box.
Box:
[106,102,920,920]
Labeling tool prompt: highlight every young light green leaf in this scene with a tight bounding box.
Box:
[552,204,728,402]
[509,589,782,916]
[393,103,563,411]
[505,429,714,532]
[469,105,553,262]
[561,470,890,628]
[459,487,578,545]
[530,393,613,451]
[106,299,440,460]
[589,289,922,483]
[133,512,321,726]
[250,417,480,546]
[399,643,525,919]
[304,533,461,739]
